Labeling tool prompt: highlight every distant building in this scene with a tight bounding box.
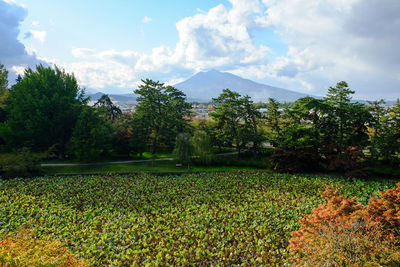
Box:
[257,108,268,116]
[192,104,215,119]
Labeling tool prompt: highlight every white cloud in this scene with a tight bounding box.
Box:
[67,0,273,91]
[31,20,39,26]
[13,0,397,99]
[72,48,97,58]
[30,30,47,43]
[256,0,400,99]
[11,65,26,75]
[66,61,138,89]
[142,16,152,23]
[0,0,44,80]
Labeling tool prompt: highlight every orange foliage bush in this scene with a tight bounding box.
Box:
[368,182,400,234]
[290,183,400,266]
[0,227,86,267]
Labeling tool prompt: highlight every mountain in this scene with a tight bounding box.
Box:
[87,92,136,102]
[87,70,316,104]
[174,69,314,102]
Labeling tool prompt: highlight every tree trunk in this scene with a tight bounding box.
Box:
[152,128,159,155]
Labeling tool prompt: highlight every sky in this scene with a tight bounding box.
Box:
[1,0,400,100]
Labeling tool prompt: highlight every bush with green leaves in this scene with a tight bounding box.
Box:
[0,148,47,178]
[3,65,86,157]
[192,130,214,165]
[67,106,113,162]
[173,132,193,166]
[0,172,396,265]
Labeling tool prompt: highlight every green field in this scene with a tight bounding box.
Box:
[0,172,398,265]
[41,160,267,175]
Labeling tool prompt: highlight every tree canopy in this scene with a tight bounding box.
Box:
[133,79,191,154]
[3,65,86,156]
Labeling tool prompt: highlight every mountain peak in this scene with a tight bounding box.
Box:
[175,70,313,102]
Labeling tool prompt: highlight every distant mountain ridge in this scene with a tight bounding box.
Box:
[174,69,314,102]
[88,70,317,103]
[87,92,136,102]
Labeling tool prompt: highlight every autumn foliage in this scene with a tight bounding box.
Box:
[0,227,86,266]
[290,182,400,266]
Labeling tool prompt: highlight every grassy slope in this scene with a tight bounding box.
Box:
[41,154,271,175]
[0,172,398,265]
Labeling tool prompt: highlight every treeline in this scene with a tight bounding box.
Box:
[265,82,400,175]
[0,64,400,176]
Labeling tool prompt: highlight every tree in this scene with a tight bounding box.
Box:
[173,133,193,168]
[192,130,214,165]
[267,97,323,172]
[4,65,86,156]
[367,100,387,160]
[134,79,191,154]
[0,63,8,102]
[264,98,282,147]
[373,100,400,162]
[323,81,355,153]
[211,89,258,157]
[129,115,149,158]
[68,106,113,161]
[242,95,262,156]
[0,63,9,122]
[0,64,9,147]
[93,94,122,122]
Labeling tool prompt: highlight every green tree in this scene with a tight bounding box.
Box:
[93,94,122,122]
[192,130,214,165]
[68,106,113,161]
[323,81,355,153]
[211,89,259,157]
[367,100,386,159]
[129,115,149,158]
[0,63,8,103]
[267,97,323,172]
[173,133,193,168]
[0,64,9,147]
[242,95,262,155]
[0,63,9,122]
[264,98,282,147]
[4,65,86,156]
[373,100,400,162]
[134,79,191,154]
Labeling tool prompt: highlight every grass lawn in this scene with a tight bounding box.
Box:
[1,171,398,265]
[41,160,266,175]
[41,151,175,164]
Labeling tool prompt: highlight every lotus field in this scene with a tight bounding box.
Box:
[0,172,397,265]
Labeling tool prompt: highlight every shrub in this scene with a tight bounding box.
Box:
[368,182,400,235]
[0,148,45,178]
[290,184,400,266]
[68,106,113,162]
[0,227,86,266]
[271,148,320,173]
[192,130,214,165]
[173,133,193,166]
[323,146,370,177]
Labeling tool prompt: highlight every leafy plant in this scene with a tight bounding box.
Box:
[0,227,86,266]
[0,147,46,178]
[0,172,396,265]
[192,130,214,165]
[290,183,400,266]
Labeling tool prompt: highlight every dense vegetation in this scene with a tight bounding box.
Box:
[0,64,400,178]
[0,172,398,265]
[1,63,400,264]
[290,183,400,266]
[0,63,399,177]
